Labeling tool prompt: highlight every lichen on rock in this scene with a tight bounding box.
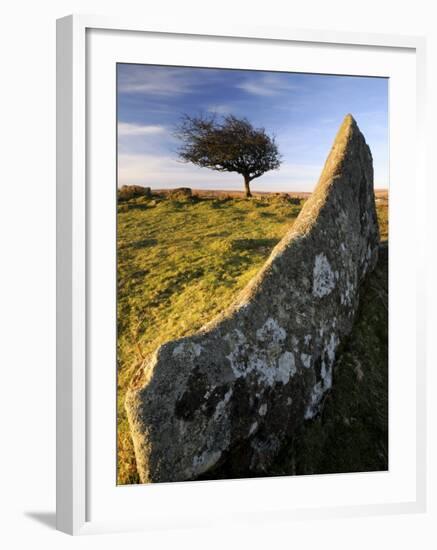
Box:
[125,114,380,483]
[312,253,336,298]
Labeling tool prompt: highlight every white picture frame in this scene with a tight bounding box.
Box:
[56,14,427,535]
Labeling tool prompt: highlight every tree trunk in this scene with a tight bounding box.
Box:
[243,175,252,198]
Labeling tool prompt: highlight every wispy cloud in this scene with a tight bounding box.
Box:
[118,153,321,192]
[238,74,300,97]
[118,122,166,136]
[117,65,388,191]
[207,104,232,115]
[118,153,233,187]
[118,66,196,96]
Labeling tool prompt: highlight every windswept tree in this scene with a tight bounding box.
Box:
[175,114,282,197]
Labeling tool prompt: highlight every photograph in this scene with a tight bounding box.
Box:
[116,64,389,485]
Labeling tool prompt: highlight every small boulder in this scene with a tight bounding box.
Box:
[118,185,151,201]
[168,187,192,200]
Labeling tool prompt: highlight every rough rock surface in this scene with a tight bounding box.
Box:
[269,243,388,478]
[118,185,151,201]
[125,115,380,483]
[168,187,193,199]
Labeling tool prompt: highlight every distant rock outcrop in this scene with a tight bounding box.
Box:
[118,185,151,201]
[168,187,192,199]
[125,115,380,483]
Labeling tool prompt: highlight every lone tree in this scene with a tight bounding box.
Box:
[175,114,281,197]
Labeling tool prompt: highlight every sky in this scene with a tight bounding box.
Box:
[117,64,388,192]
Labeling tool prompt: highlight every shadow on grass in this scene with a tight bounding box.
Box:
[231,237,280,251]
[131,238,158,249]
[258,211,277,218]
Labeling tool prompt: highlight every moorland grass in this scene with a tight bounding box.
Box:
[117,193,388,484]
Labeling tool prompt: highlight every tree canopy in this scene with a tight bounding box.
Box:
[175,114,281,197]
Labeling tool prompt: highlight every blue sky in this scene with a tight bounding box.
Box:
[117,64,388,192]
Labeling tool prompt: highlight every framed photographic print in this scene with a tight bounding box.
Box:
[56,15,427,535]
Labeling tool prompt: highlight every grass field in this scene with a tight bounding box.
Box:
[117,190,388,485]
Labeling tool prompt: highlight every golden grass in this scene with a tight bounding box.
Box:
[117,192,388,484]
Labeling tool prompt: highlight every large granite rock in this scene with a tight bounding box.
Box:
[125,114,380,483]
